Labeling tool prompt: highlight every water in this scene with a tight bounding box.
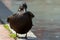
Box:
[10,0,60,29]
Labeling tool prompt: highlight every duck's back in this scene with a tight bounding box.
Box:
[8,11,33,34]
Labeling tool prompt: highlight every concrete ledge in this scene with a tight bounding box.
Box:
[0,24,14,40]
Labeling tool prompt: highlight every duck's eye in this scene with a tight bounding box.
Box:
[18,9,20,11]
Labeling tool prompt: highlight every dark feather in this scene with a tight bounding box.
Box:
[7,11,34,34]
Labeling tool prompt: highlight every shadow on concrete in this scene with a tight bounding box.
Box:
[27,36,37,40]
[17,36,37,40]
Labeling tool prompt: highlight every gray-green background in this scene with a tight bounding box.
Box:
[2,0,60,30]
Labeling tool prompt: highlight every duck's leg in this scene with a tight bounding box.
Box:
[15,33,17,40]
[25,33,27,39]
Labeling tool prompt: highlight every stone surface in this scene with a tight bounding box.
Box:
[0,24,14,40]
